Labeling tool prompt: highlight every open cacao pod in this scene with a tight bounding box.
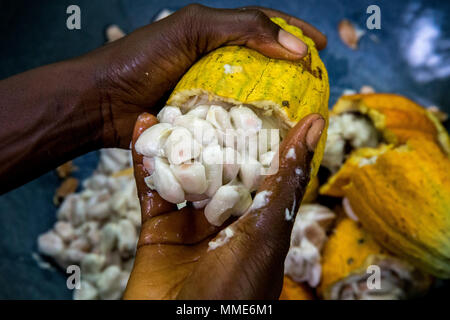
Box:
[320,93,450,278]
[330,93,450,154]
[318,218,432,299]
[135,18,329,226]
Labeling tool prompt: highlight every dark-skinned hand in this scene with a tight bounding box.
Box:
[0,4,326,192]
[92,4,327,148]
[123,112,325,299]
[106,4,327,300]
[0,4,327,298]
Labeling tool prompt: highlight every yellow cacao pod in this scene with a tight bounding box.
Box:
[167,17,329,179]
[279,276,315,300]
[320,138,450,278]
[319,218,432,299]
[331,93,450,155]
[301,175,319,203]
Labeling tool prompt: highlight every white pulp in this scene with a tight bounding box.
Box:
[135,104,281,226]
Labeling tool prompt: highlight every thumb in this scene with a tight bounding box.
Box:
[236,113,325,247]
[131,113,177,221]
[180,4,310,60]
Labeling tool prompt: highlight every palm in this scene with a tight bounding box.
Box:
[123,114,249,299]
[123,112,323,299]
[125,195,273,299]
[126,205,223,299]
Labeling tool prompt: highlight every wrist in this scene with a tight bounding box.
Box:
[55,58,106,149]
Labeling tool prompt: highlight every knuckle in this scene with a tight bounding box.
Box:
[237,9,276,40]
[243,8,268,23]
[172,4,206,52]
[181,3,206,16]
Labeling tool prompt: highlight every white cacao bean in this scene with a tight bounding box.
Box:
[201,144,223,197]
[239,158,263,191]
[134,123,173,157]
[206,105,236,148]
[259,151,276,167]
[164,127,201,164]
[230,106,262,133]
[192,198,210,209]
[57,193,77,221]
[74,281,98,300]
[150,157,185,203]
[204,185,240,226]
[97,265,123,300]
[186,105,210,119]
[62,248,86,263]
[258,127,280,154]
[123,209,141,228]
[83,174,109,190]
[119,271,131,292]
[230,184,252,216]
[70,198,86,227]
[157,106,182,124]
[206,105,233,130]
[235,130,258,160]
[117,219,137,258]
[38,231,65,257]
[86,190,111,220]
[54,221,75,242]
[174,115,218,146]
[100,223,118,254]
[204,184,251,226]
[81,253,106,274]
[222,147,241,184]
[170,162,208,194]
[69,237,91,252]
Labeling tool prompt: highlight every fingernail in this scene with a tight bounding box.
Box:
[306,118,325,152]
[278,29,308,56]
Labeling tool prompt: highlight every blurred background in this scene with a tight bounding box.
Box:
[0,0,449,299]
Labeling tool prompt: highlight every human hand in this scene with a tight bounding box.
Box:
[123,112,325,299]
[88,4,326,148]
[0,4,326,194]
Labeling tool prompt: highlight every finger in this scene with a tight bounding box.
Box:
[182,4,309,60]
[176,114,325,299]
[241,6,327,50]
[131,113,177,221]
[236,114,325,246]
[131,112,158,165]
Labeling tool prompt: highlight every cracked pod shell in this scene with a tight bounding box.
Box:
[331,93,450,155]
[167,17,329,179]
[318,218,431,299]
[320,138,450,278]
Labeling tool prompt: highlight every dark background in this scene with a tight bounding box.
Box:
[0,0,449,299]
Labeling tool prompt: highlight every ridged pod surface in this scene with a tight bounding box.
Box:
[319,218,431,299]
[320,138,450,278]
[318,218,386,297]
[167,17,329,179]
